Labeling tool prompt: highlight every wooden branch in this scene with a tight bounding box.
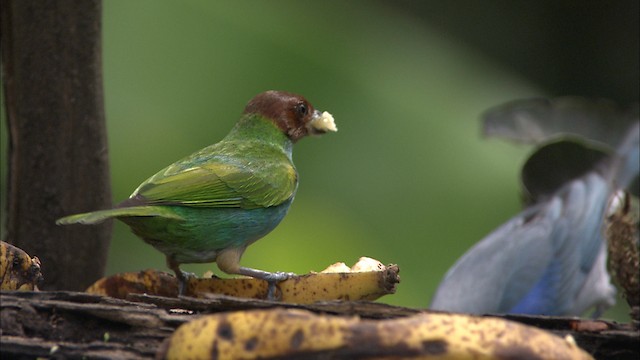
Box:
[1,292,177,359]
[0,0,111,291]
[1,291,638,359]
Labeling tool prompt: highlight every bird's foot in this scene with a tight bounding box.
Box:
[166,257,196,296]
[176,270,196,296]
[262,271,296,283]
[264,272,296,301]
[233,265,296,301]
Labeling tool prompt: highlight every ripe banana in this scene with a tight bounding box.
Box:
[162,308,593,360]
[87,257,400,304]
[0,240,43,291]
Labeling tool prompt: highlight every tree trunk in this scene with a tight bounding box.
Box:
[1,0,111,291]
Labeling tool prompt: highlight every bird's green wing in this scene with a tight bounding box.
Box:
[132,142,297,209]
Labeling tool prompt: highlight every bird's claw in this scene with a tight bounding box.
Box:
[264,271,296,301]
[264,271,296,282]
[176,270,196,296]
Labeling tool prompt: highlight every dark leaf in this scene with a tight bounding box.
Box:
[482,97,638,148]
[520,139,610,203]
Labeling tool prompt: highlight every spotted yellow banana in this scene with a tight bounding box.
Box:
[162,308,592,359]
[87,257,399,304]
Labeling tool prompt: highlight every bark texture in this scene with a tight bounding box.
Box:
[1,0,112,290]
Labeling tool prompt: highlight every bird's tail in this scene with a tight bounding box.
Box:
[56,206,183,225]
[610,121,639,189]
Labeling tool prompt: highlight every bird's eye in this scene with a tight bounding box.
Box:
[296,103,308,117]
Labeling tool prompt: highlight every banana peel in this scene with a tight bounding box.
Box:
[162,308,593,360]
[87,257,399,304]
[86,267,179,298]
[0,240,43,291]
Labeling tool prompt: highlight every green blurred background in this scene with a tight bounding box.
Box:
[1,1,638,320]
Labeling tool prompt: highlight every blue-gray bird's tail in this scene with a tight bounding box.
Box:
[610,122,639,189]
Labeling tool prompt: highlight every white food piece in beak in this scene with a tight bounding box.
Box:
[309,111,337,132]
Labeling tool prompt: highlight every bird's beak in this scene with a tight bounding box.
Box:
[307,109,337,134]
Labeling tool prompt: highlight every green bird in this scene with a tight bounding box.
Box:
[57,90,337,295]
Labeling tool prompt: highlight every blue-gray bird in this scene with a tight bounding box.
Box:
[430,98,639,317]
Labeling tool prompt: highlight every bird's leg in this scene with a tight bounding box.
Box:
[166,256,194,296]
[590,301,613,319]
[216,247,295,300]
